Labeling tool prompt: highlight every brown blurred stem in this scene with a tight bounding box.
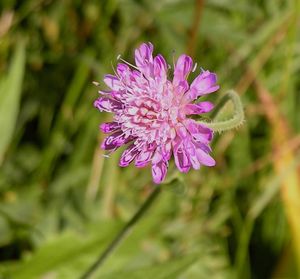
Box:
[79,185,161,279]
[186,0,205,57]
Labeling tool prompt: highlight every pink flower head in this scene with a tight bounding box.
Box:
[94,42,219,184]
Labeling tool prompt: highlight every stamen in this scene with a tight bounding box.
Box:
[111,61,120,79]
[117,55,139,71]
[192,63,197,73]
[172,50,176,69]
[110,61,129,91]
[103,146,120,158]
[92,81,100,86]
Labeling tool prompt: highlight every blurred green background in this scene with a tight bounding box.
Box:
[0,0,300,278]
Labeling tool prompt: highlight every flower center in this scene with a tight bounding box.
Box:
[118,92,186,145]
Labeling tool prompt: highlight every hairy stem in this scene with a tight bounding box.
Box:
[198,90,244,132]
[79,185,161,279]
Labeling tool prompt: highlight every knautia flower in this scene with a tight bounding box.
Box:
[94,42,219,184]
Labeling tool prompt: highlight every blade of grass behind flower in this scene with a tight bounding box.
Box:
[254,77,300,276]
[38,52,91,180]
[235,156,300,278]
[0,42,25,165]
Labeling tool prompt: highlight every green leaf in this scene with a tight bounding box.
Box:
[0,42,26,165]
[5,222,121,279]
[102,254,198,279]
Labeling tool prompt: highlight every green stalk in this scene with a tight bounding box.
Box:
[198,90,244,132]
[79,186,161,279]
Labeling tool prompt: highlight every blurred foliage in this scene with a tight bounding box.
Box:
[0,0,300,278]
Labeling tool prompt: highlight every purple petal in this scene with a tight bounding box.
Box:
[174,149,191,173]
[184,140,200,170]
[196,148,215,166]
[101,132,133,150]
[185,119,213,144]
[111,90,125,100]
[117,63,130,76]
[119,144,140,167]
[94,97,122,112]
[101,131,122,150]
[135,43,153,63]
[104,74,123,91]
[135,147,155,168]
[188,71,219,100]
[152,160,168,184]
[98,89,127,101]
[161,140,172,161]
[116,63,132,85]
[153,54,167,82]
[184,101,214,115]
[173,138,191,173]
[175,80,189,95]
[100,122,121,133]
[189,154,200,169]
[194,141,212,153]
[134,42,154,76]
[176,124,188,141]
[152,149,163,164]
[173,55,193,91]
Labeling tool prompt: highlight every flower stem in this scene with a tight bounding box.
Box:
[79,185,161,279]
[198,90,245,132]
